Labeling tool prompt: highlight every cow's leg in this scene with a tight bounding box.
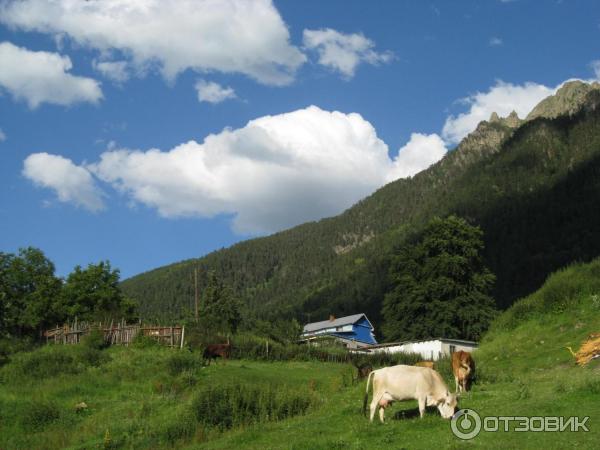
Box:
[379,405,386,423]
[418,396,426,418]
[370,392,382,423]
[369,400,378,422]
[454,376,459,393]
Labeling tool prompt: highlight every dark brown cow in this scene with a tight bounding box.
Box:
[357,363,373,381]
[203,343,231,365]
[351,358,373,384]
[451,350,475,393]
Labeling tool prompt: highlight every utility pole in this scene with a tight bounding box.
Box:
[194,267,199,322]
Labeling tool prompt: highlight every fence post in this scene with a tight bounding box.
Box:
[43,322,186,349]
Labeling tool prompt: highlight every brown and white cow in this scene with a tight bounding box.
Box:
[363,365,458,423]
[451,350,475,393]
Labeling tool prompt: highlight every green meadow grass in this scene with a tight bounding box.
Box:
[0,348,350,449]
[1,260,600,449]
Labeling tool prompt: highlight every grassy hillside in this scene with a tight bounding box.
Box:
[478,257,600,374]
[202,259,600,449]
[122,89,600,331]
[2,259,599,449]
[0,346,350,449]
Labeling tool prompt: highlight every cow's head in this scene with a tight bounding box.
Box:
[437,391,458,419]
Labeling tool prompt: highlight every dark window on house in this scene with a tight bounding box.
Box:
[450,345,456,353]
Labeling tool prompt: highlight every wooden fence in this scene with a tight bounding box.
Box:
[43,320,185,348]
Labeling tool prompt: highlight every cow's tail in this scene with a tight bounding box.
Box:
[362,370,375,416]
[460,361,472,377]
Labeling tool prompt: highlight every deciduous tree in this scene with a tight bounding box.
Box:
[60,261,136,323]
[0,247,62,337]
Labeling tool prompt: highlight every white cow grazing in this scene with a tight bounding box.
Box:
[363,365,458,423]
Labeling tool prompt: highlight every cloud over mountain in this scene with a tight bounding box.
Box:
[442,80,555,144]
[22,69,596,235]
[386,133,447,182]
[24,106,447,234]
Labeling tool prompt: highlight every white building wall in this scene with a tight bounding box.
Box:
[440,341,478,355]
[369,340,443,360]
[368,339,477,361]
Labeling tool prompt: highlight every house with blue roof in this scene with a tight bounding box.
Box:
[300,313,377,349]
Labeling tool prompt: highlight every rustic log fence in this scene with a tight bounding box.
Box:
[43,319,185,348]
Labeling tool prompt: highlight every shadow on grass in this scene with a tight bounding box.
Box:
[392,406,439,420]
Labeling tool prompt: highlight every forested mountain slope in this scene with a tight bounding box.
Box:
[122,82,600,330]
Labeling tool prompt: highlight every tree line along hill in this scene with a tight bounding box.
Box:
[121,81,600,338]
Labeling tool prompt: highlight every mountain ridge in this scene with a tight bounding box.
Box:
[122,83,600,329]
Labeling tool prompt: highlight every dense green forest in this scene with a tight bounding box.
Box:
[122,86,600,337]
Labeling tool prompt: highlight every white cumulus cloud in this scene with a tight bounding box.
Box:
[195,80,236,104]
[303,28,394,78]
[23,153,105,211]
[590,60,600,80]
[93,59,130,84]
[0,41,102,108]
[65,106,443,234]
[0,0,306,85]
[442,80,555,144]
[386,133,448,182]
[22,107,448,233]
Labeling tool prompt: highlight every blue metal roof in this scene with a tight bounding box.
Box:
[302,313,373,333]
[301,314,377,345]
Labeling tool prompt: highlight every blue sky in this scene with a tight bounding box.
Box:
[1,0,599,279]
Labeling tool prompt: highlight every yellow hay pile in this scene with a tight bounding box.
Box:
[414,361,434,369]
[567,333,600,366]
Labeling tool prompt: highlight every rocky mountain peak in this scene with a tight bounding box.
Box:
[526,80,600,121]
[488,110,522,128]
[463,81,600,159]
[506,110,521,127]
